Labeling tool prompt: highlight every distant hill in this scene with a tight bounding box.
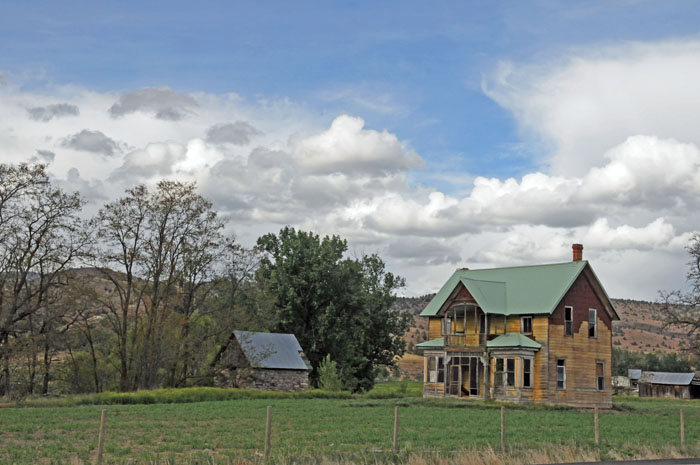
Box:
[393,295,687,354]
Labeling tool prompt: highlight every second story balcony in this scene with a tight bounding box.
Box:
[445,333,487,347]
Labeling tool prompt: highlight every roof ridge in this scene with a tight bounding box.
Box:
[458,260,586,273]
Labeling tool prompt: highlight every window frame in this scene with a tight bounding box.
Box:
[596,361,605,391]
[506,358,515,387]
[522,358,532,388]
[521,316,533,335]
[588,308,598,338]
[588,308,597,338]
[428,357,437,383]
[557,359,566,390]
[564,306,573,336]
[437,356,445,383]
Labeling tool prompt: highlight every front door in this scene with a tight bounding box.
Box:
[469,359,479,395]
[448,365,460,396]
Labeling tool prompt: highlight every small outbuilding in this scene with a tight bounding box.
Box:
[212,330,311,392]
[638,371,700,399]
[628,369,642,389]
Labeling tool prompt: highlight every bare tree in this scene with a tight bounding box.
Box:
[94,181,224,390]
[658,233,700,354]
[0,163,88,397]
[93,184,150,392]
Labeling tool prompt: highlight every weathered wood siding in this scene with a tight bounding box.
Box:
[547,272,613,408]
[532,315,549,402]
[428,317,442,340]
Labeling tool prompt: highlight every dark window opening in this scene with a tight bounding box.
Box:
[596,361,604,391]
[506,358,515,386]
[521,316,533,334]
[589,309,597,338]
[523,358,532,388]
[565,307,573,336]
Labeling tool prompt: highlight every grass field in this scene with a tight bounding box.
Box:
[2,383,700,464]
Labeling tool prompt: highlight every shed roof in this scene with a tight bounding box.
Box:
[639,371,696,386]
[628,369,642,380]
[234,330,309,370]
[420,261,617,319]
[486,333,542,350]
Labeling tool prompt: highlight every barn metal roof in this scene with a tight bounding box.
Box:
[234,330,309,371]
[628,369,642,380]
[639,371,696,386]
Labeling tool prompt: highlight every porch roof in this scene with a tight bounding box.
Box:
[486,333,541,350]
[415,337,445,349]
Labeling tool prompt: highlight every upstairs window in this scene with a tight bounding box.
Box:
[596,361,604,391]
[564,307,573,336]
[523,358,532,388]
[557,359,566,389]
[454,308,465,334]
[521,316,533,334]
[442,316,452,335]
[589,309,597,338]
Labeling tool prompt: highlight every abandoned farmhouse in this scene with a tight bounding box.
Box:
[417,244,619,408]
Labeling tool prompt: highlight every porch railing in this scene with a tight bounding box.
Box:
[445,333,485,347]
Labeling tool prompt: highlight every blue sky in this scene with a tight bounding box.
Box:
[2,1,700,298]
[5,1,698,181]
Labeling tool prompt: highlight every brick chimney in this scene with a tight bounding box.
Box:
[572,243,583,262]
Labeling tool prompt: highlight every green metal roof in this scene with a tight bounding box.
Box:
[415,337,444,349]
[420,261,588,317]
[487,333,542,350]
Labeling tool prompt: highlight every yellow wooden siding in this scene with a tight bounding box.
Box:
[547,318,613,407]
[428,318,442,340]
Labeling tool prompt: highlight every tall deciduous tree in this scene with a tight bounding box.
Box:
[94,181,224,391]
[257,227,411,392]
[0,163,88,396]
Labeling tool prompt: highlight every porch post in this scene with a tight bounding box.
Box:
[482,355,490,399]
[423,356,428,383]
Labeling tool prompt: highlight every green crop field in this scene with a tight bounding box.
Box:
[2,383,700,464]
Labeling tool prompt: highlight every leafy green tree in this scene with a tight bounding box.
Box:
[613,347,692,376]
[257,227,411,392]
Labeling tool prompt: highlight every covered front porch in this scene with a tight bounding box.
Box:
[423,350,487,398]
[418,333,541,403]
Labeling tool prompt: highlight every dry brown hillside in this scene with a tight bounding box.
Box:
[394,295,688,354]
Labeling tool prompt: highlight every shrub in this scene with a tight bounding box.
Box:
[318,354,343,392]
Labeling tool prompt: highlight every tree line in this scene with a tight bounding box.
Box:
[0,163,411,398]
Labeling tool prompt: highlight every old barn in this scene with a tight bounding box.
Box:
[213,331,311,392]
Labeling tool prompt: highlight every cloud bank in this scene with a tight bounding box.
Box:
[2,40,700,299]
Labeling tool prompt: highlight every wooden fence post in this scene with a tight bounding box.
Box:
[393,405,400,453]
[500,406,506,453]
[94,409,107,465]
[594,407,599,445]
[680,409,685,447]
[264,406,272,459]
